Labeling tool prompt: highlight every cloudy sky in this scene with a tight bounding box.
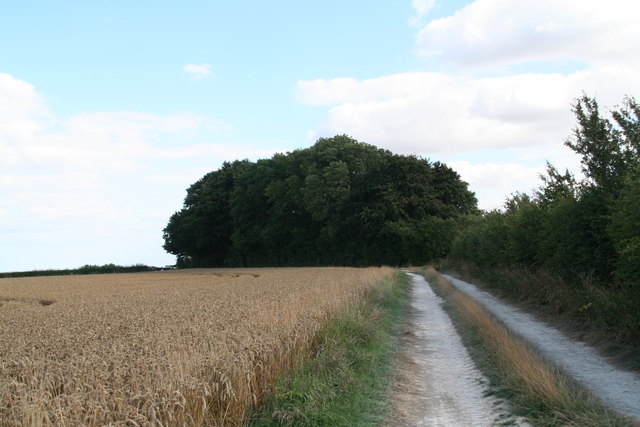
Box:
[2,0,640,271]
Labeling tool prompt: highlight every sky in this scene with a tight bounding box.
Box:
[2,0,640,271]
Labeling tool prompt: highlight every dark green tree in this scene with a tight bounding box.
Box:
[163,135,476,267]
[609,164,640,288]
[450,94,640,282]
[162,160,252,267]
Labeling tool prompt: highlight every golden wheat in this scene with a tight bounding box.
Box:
[0,267,392,426]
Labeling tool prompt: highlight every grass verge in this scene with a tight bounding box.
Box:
[419,267,637,427]
[246,270,409,426]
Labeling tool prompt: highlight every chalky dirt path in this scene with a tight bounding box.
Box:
[387,273,525,426]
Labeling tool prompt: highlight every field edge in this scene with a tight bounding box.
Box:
[245,270,410,426]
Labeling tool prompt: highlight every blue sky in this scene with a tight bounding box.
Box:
[2,0,640,271]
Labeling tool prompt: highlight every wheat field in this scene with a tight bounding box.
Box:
[0,267,392,426]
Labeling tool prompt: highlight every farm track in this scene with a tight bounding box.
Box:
[386,273,529,427]
[388,273,525,426]
[442,273,640,421]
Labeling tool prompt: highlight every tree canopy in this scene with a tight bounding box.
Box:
[448,94,640,346]
[163,135,477,267]
[451,95,640,283]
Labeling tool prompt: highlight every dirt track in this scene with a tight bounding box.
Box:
[387,273,525,426]
[442,274,640,421]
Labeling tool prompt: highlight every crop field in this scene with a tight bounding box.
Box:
[0,267,392,426]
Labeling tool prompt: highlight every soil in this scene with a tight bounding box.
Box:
[385,273,526,426]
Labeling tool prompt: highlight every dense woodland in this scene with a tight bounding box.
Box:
[448,95,640,347]
[163,135,477,267]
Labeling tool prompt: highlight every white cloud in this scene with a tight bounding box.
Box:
[447,141,584,211]
[182,63,212,79]
[2,110,224,174]
[415,0,640,67]
[297,65,640,210]
[299,70,628,156]
[409,0,436,27]
[0,73,280,271]
[296,73,453,107]
[448,161,541,210]
[0,73,48,144]
[297,0,640,211]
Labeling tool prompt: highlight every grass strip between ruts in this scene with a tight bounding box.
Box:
[246,270,409,427]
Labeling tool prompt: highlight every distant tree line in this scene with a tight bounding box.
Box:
[0,264,160,278]
[449,95,640,345]
[163,135,477,267]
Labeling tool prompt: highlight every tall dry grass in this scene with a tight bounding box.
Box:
[423,269,631,426]
[449,292,568,406]
[442,258,640,352]
[0,267,392,426]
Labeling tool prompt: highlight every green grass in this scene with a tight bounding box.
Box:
[246,271,409,427]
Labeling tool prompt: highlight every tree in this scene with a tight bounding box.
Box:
[566,95,624,193]
[451,94,640,282]
[563,95,640,281]
[609,165,640,288]
[162,160,252,267]
[534,162,577,206]
[162,135,477,267]
[566,95,640,196]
